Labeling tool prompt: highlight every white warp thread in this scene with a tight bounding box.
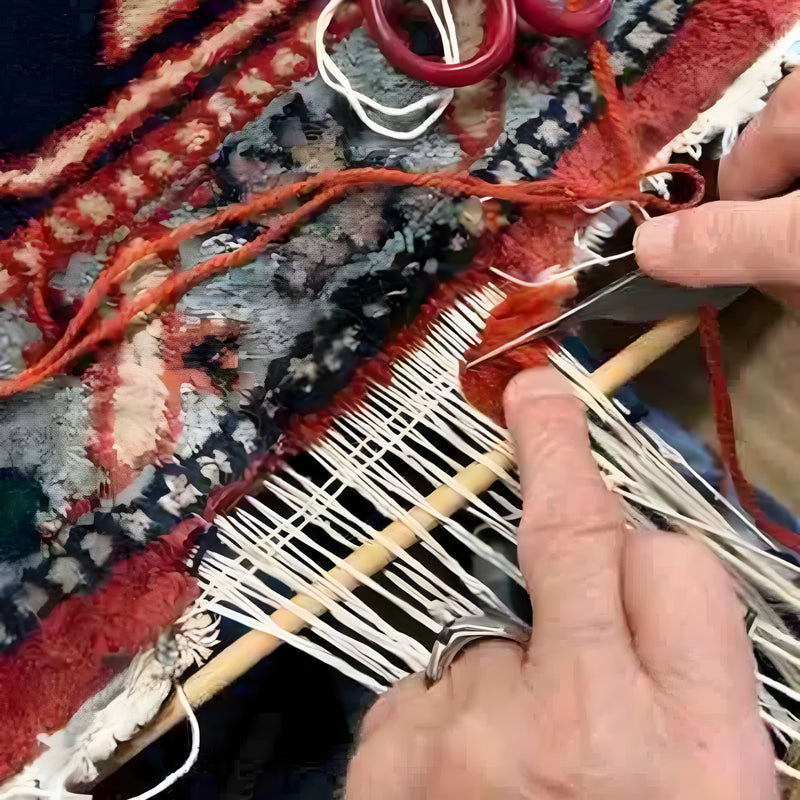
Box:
[661,20,800,161]
[314,0,458,140]
[199,282,800,789]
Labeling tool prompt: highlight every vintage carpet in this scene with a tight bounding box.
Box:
[0,0,799,790]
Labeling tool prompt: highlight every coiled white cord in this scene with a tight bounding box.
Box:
[315,0,460,140]
[125,684,199,800]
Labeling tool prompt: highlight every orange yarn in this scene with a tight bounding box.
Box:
[0,42,703,402]
[2,155,676,400]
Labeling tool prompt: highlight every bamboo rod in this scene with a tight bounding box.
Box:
[98,312,700,779]
[590,312,699,395]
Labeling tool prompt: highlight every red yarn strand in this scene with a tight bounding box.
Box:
[2,161,684,400]
[698,304,800,554]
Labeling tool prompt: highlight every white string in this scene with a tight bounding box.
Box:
[124,685,200,800]
[314,0,458,140]
[759,673,800,705]
[762,711,800,744]
[775,759,800,781]
[489,248,636,290]
[756,622,800,653]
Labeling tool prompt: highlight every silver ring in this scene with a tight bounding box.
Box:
[425,611,531,686]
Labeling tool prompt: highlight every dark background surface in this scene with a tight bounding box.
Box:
[0,0,242,151]
[0,0,104,152]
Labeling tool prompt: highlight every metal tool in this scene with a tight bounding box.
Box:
[467,267,746,370]
[536,270,747,336]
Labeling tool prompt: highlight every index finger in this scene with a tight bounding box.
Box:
[719,68,800,201]
[503,367,630,651]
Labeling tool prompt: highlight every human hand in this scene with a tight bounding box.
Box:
[635,68,800,301]
[345,367,777,800]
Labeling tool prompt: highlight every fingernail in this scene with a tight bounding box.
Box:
[506,367,572,402]
[634,215,679,274]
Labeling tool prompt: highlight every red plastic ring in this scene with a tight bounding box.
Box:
[515,0,613,39]
[361,0,517,88]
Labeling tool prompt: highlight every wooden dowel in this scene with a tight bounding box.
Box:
[591,312,699,396]
[98,312,699,780]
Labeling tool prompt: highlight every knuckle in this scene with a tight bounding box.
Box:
[523,480,620,538]
[350,723,441,791]
[684,203,738,254]
[518,405,591,475]
[545,614,622,646]
[357,678,423,741]
[356,696,394,743]
[680,199,800,280]
[432,717,489,785]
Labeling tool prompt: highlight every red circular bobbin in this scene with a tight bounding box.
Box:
[361,0,614,88]
[362,0,516,88]
[516,0,613,39]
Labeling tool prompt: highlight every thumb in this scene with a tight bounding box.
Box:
[634,194,800,289]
